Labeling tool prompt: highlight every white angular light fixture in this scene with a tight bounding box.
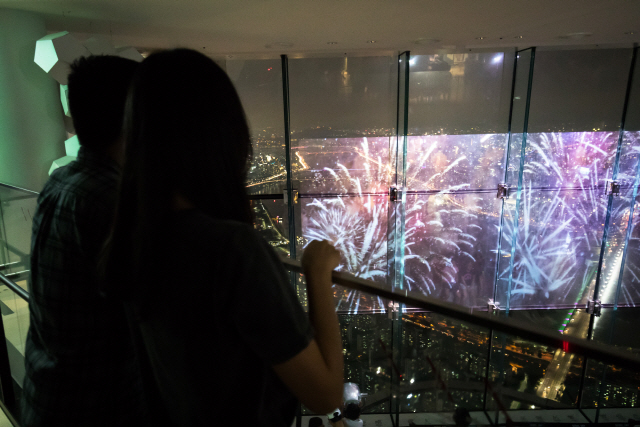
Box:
[60,84,70,117]
[117,46,144,62]
[37,31,144,175]
[83,36,117,55]
[48,156,76,175]
[49,135,81,175]
[64,135,80,157]
[34,31,90,84]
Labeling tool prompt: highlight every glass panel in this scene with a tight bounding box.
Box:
[504,48,634,310]
[505,188,605,308]
[292,136,391,195]
[405,51,513,310]
[614,48,640,307]
[488,311,586,412]
[301,312,394,416]
[407,52,513,136]
[288,56,396,138]
[0,185,36,414]
[290,56,397,312]
[300,195,388,312]
[0,285,29,398]
[250,199,289,256]
[397,311,490,413]
[619,194,640,305]
[527,49,632,133]
[405,134,508,192]
[0,186,37,276]
[226,59,286,195]
[523,131,618,189]
[581,308,640,409]
[495,49,534,309]
[403,193,500,308]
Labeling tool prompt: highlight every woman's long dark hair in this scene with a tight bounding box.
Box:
[104,48,253,299]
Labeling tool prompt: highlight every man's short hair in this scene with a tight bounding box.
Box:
[68,55,138,150]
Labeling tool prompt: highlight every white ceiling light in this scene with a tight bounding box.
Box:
[559,32,593,39]
[414,38,441,45]
[266,42,293,48]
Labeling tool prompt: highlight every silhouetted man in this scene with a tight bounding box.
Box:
[22,55,141,426]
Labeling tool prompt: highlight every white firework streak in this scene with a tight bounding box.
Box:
[615,131,640,305]
[504,131,637,305]
[499,182,578,301]
[303,137,482,312]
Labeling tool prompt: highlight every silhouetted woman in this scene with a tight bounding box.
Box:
[104,49,343,426]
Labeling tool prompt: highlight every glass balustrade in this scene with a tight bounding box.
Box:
[0,44,639,425]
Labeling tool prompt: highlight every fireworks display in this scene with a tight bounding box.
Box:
[292,131,640,312]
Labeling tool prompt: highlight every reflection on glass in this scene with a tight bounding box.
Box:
[527,49,632,133]
[293,137,391,194]
[227,59,286,195]
[498,130,639,308]
[250,199,289,256]
[523,132,618,189]
[341,313,393,413]
[0,185,35,414]
[502,187,605,308]
[404,194,499,308]
[490,327,584,410]
[302,313,393,415]
[406,134,508,191]
[289,56,396,138]
[0,186,37,277]
[582,308,640,409]
[408,52,511,135]
[399,312,489,413]
[301,196,388,312]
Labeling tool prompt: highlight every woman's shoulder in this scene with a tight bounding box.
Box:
[171,209,265,250]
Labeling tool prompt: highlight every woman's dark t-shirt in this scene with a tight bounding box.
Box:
[130,209,313,426]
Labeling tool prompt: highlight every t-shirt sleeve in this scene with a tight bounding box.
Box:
[229,226,314,365]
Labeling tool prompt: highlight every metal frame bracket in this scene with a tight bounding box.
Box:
[283,189,298,204]
[587,299,602,317]
[605,180,620,196]
[497,183,510,199]
[388,301,400,319]
[389,186,406,202]
[488,300,501,314]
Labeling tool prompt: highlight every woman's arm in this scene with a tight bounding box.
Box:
[272,240,344,413]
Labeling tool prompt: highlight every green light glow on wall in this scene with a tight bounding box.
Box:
[60,84,70,117]
[64,135,79,156]
[48,156,75,175]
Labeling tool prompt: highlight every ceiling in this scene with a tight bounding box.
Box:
[1,0,639,57]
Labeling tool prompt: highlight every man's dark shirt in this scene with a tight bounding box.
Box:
[129,209,313,426]
[22,147,142,426]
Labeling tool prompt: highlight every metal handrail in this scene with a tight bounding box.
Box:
[0,271,29,302]
[281,256,640,371]
[0,182,39,195]
[2,254,640,371]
